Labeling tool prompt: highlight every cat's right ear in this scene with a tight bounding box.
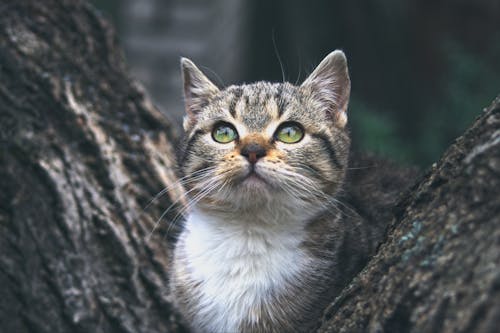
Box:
[180,58,219,129]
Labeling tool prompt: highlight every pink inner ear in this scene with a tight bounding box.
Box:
[336,111,348,128]
[181,57,220,119]
[301,51,351,127]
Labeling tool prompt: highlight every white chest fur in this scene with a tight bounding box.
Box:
[181,208,310,333]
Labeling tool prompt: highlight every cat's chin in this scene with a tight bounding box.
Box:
[239,172,269,190]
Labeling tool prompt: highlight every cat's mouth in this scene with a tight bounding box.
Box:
[239,169,268,187]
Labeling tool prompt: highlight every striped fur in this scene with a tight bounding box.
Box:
[171,51,375,332]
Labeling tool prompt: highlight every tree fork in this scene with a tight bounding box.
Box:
[0,1,498,333]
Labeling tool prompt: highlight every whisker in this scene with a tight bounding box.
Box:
[272,29,286,83]
[146,181,211,241]
[165,179,224,237]
[143,165,219,212]
[150,169,233,240]
[269,166,360,219]
[346,165,376,170]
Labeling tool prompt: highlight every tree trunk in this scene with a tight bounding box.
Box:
[318,97,500,333]
[0,1,498,333]
[0,1,184,332]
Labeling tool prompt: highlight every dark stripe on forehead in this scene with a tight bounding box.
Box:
[179,129,205,167]
[257,85,271,105]
[275,85,289,117]
[243,94,249,106]
[228,87,243,118]
[311,133,342,169]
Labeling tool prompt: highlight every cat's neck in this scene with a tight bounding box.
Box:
[181,206,313,332]
[185,206,308,239]
[190,195,321,228]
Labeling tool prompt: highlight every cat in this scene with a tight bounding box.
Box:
[171,50,377,333]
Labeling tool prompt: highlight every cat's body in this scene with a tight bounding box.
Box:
[171,51,377,332]
[173,204,374,332]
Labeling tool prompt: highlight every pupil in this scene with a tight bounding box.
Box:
[218,127,231,139]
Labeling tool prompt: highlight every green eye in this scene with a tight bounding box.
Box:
[212,123,238,143]
[276,122,304,143]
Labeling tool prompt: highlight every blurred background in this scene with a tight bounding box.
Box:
[92,0,500,166]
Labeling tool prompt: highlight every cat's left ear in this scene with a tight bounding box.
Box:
[180,57,219,126]
[301,50,351,128]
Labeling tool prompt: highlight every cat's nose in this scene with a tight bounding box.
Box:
[240,143,267,164]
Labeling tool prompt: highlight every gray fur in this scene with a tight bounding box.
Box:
[172,51,376,332]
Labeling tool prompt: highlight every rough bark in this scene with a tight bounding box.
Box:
[318,97,500,333]
[0,1,184,332]
[0,1,498,333]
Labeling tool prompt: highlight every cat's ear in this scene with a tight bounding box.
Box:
[180,57,219,125]
[301,50,351,128]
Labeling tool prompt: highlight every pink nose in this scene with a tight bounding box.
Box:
[240,143,266,164]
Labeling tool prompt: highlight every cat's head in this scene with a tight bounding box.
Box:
[178,51,351,218]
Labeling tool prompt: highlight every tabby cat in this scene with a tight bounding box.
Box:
[171,50,376,333]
